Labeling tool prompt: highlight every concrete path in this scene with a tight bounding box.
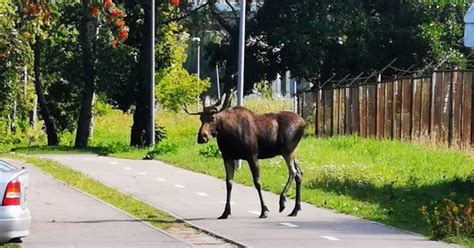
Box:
[5,159,189,248]
[41,154,455,248]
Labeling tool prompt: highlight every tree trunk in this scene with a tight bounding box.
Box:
[75,1,98,149]
[33,38,59,146]
[131,2,154,147]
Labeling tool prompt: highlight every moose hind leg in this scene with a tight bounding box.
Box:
[289,159,303,217]
[280,154,296,213]
[218,160,235,219]
[248,157,269,218]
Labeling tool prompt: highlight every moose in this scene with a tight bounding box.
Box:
[185,94,305,219]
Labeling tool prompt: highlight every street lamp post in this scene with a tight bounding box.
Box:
[236,0,246,107]
[147,0,156,146]
[235,0,247,169]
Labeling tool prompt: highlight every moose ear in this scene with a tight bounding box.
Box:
[215,92,232,112]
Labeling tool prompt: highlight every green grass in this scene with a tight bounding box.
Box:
[9,98,474,246]
[6,155,182,231]
[1,244,21,248]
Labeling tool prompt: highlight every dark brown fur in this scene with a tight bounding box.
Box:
[192,98,305,219]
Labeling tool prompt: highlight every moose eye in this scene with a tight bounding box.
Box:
[211,116,215,122]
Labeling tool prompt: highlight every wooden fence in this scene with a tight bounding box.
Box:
[297,70,474,148]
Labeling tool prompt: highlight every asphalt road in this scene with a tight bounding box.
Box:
[41,154,455,248]
[5,159,189,248]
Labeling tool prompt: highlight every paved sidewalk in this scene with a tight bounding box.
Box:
[5,159,189,248]
[41,154,455,248]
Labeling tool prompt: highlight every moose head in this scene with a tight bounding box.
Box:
[184,93,231,144]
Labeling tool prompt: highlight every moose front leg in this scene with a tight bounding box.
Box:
[218,160,235,219]
[248,157,269,218]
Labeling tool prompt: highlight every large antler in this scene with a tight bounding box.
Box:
[183,104,204,115]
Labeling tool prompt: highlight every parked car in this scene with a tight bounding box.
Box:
[0,160,30,244]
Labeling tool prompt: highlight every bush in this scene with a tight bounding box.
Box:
[93,97,114,117]
[155,125,167,144]
[99,141,132,154]
[199,144,221,158]
[420,193,473,239]
[145,141,178,159]
[155,67,210,112]
[0,119,46,151]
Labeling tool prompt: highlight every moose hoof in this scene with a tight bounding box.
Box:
[279,203,286,213]
[218,213,230,219]
[259,206,270,218]
[288,208,301,217]
[279,196,286,213]
[259,211,269,219]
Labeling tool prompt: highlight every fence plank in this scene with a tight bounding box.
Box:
[384,81,394,139]
[393,79,402,139]
[324,90,332,136]
[334,89,339,135]
[451,72,463,148]
[412,79,422,139]
[324,89,333,136]
[359,85,368,137]
[401,79,412,140]
[366,84,377,137]
[420,77,431,141]
[345,88,352,134]
[441,72,452,146]
[431,72,444,144]
[351,87,360,135]
[461,72,473,147]
[340,88,346,135]
[376,83,385,138]
[317,90,324,136]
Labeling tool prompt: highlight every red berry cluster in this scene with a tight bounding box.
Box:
[90,0,128,46]
[171,0,180,6]
[19,0,51,24]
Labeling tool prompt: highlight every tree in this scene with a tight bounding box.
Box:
[251,0,470,84]
[130,0,197,147]
[155,23,210,112]
[75,0,128,148]
[198,0,469,92]
[1,0,52,145]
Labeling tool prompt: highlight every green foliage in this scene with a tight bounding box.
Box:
[0,119,46,152]
[97,141,133,154]
[156,67,210,112]
[420,193,474,239]
[253,81,273,100]
[417,2,468,67]
[199,144,221,158]
[155,125,167,144]
[93,96,114,117]
[155,22,210,112]
[145,141,178,159]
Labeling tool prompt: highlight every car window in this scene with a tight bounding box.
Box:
[0,160,15,172]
